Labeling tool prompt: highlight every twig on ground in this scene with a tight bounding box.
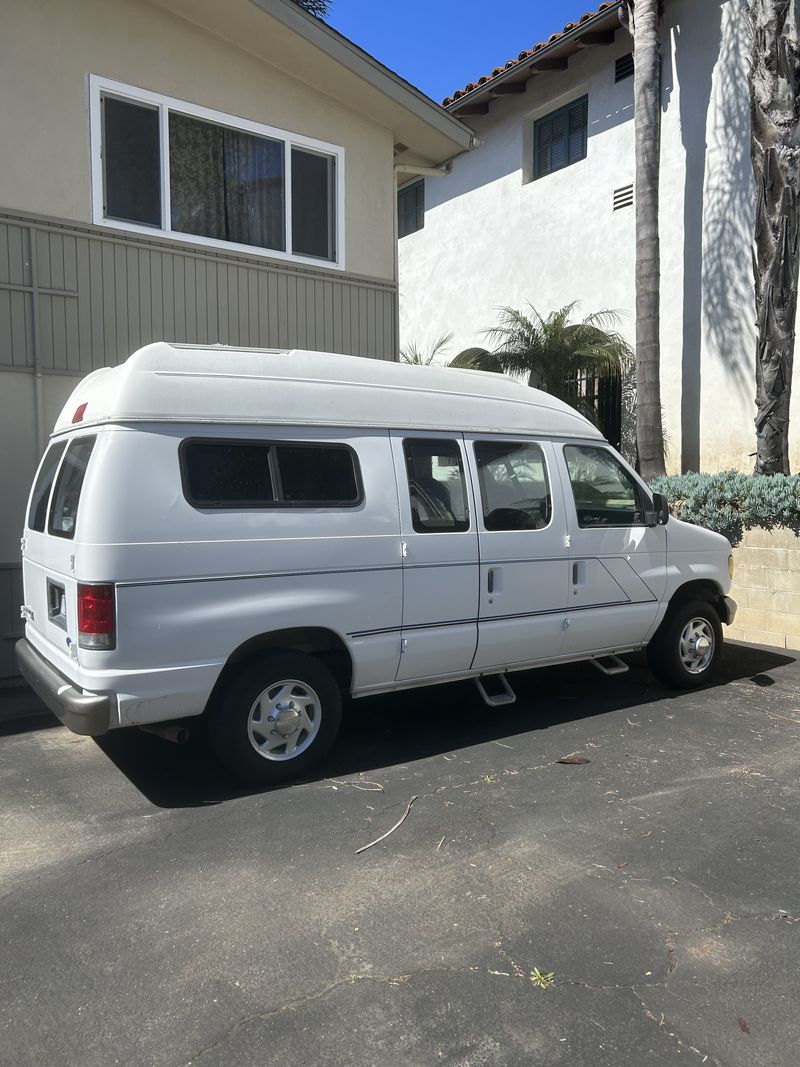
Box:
[436,835,445,852]
[356,796,419,854]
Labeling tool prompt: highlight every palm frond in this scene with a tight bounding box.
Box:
[400,332,453,366]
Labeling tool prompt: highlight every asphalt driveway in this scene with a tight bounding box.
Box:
[1,642,799,1067]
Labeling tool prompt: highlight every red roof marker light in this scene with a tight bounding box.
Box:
[72,403,88,424]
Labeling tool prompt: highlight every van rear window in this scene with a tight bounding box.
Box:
[181,440,361,508]
[48,437,96,539]
[28,441,67,532]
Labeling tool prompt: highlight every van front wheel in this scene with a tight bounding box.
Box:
[209,653,342,784]
[647,599,723,690]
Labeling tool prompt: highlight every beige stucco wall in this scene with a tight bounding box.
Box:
[0,0,395,282]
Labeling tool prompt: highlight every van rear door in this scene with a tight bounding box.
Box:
[21,434,97,679]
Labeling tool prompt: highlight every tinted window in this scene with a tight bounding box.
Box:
[398,179,424,238]
[183,442,275,505]
[181,440,360,507]
[404,439,469,533]
[291,147,335,260]
[475,441,551,531]
[564,445,644,527]
[28,441,67,532]
[48,437,96,539]
[277,445,358,503]
[103,96,161,226]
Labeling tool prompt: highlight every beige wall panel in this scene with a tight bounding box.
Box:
[0,0,395,281]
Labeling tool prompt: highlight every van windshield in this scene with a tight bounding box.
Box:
[48,437,96,539]
[28,441,67,532]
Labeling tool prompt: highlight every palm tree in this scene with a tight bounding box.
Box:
[622,0,667,478]
[449,303,634,437]
[400,333,453,366]
[291,0,330,16]
[748,0,799,475]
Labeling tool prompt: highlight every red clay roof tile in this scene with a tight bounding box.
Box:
[442,1,621,106]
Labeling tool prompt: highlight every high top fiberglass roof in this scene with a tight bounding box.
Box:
[53,343,603,440]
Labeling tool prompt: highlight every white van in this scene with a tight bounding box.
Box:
[17,343,736,783]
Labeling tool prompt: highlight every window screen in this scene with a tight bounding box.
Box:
[169,113,286,252]
[534,95,588,179]
[291,147,335,260]
[404,439,469,533]
[181,440,360,507]
[102,96,161,226]
[28,441,66,532]
[474,441,552,531]
[48,437,96,539]
[398,180,424,238]
[564,445,644,527]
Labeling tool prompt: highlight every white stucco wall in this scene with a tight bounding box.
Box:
[399,0,798,474]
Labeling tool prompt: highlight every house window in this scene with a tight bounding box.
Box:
[533,95,588,180]
[398,180,424,238]
[91,76,343,267]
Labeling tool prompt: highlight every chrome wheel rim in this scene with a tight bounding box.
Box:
[679,618,715,674]
[247,679,321,761]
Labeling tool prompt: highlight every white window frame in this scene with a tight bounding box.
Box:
[89,75,346,270]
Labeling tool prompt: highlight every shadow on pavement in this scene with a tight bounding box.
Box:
[93,642,795,810]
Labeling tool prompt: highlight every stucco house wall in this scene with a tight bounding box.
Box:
[398,0,797,476]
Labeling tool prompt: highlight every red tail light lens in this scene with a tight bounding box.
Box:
[77,583,115,649]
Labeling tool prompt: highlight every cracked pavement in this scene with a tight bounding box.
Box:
[1,641,799,1066]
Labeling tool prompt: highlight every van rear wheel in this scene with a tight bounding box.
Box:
[209,652,342,785]
[647,599,723,690]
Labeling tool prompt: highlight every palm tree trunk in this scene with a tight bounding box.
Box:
[749,0,799,475]
[624,0,667,478]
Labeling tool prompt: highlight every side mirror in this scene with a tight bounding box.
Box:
[646,491,670,527]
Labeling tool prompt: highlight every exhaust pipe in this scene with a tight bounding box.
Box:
[139,722,191,745]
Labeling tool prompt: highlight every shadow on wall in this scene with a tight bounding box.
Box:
[697,2,755,465]
[668,2,723,473]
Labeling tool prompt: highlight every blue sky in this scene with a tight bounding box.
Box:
[326,1,604,103]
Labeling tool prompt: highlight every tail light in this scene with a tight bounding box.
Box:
[77,583,116,649]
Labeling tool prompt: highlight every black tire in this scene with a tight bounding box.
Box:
[208,652,342,785]
[647,599,723,689]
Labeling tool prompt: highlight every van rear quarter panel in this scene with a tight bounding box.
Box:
[74,425,403,721]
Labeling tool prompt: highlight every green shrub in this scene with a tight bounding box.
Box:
[650,471,800,547]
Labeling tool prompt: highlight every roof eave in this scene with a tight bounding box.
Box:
[253,0,474,151]
[445,1,625,116]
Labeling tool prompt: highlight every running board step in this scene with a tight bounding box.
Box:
[590,654,629,676]
[474,673,517,707]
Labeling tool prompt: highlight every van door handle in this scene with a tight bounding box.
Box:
[487,568,495,594]
[572,560,586,587]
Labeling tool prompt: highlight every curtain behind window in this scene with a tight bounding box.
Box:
[169,113,285,252]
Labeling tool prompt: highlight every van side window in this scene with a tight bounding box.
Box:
[48,437,96,539]
[564,445,644,527]
[403,439,469,533]
[474,441,552,531]
[28,441,67,532]
[181,440,361,507]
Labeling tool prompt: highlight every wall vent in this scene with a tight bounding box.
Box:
[613,183,634,211]
[615,53,634,82]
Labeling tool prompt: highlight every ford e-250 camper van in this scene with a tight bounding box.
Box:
[17,343,736,783]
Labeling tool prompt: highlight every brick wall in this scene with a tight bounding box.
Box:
[726,527,800,650]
